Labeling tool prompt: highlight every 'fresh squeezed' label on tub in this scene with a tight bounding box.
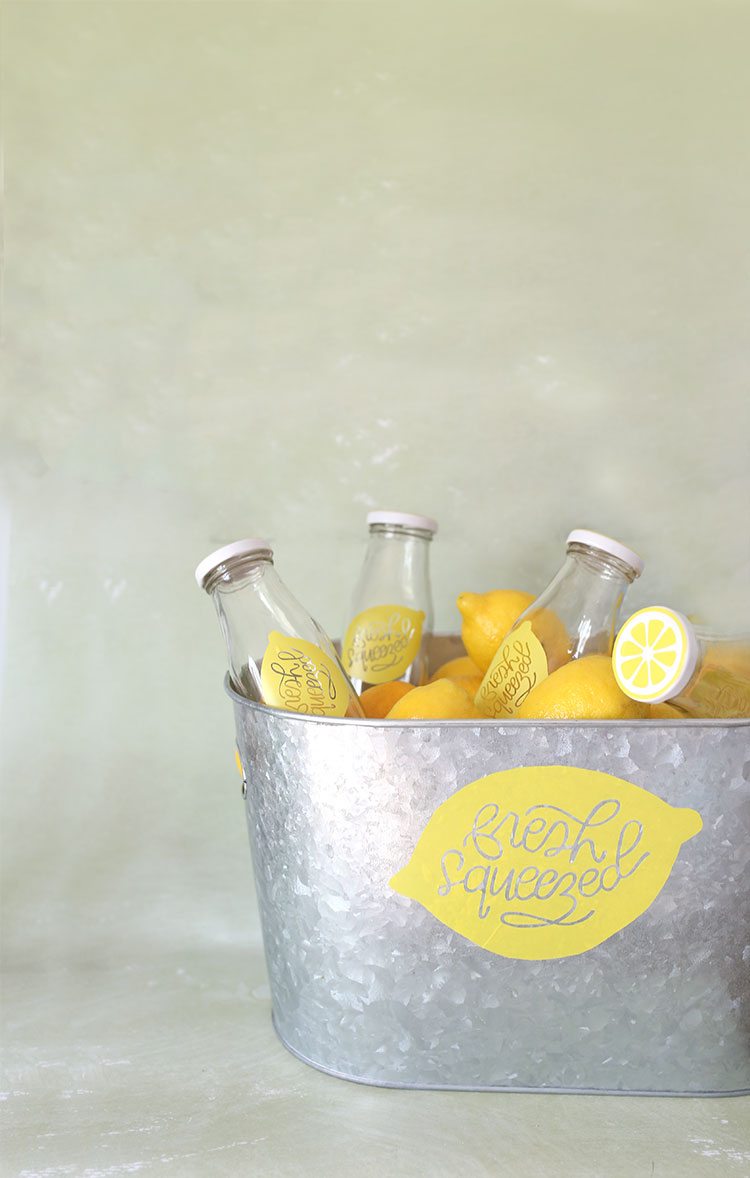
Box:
[261,632,350,717]
[475,621,549,717]
[390,766,702,960]
[342,604,425,684]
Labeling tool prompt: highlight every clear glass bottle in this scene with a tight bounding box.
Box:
[613,606,750,718]
[341,511,437,693]
[476,529,644,718]
[196,539,364,718]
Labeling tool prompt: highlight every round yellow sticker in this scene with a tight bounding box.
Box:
[342,604,425,684]
[260,632,351,717]
[390,766,702,960]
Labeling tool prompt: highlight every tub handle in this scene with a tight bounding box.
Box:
[235,745,248,798]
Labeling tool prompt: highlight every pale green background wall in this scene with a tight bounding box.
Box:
[2,1,749,1152]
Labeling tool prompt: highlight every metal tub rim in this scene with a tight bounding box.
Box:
[225,675,750,728]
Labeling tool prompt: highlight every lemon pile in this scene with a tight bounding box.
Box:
[372,587,654,721]
[354,584,750,721]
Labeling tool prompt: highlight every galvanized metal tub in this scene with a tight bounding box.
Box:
[229,638,750,1096]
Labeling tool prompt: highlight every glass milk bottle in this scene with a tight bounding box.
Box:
[476,529,644,718]
[196,539,364,718]
[613,607,750,718]
[341,511,437,693]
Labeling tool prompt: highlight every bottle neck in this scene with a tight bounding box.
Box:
[203,553,274,596]
[534,544,637,661]
[368,523,434,544]
[364,525,432,581]
[350,524,433,618]
[566,542,638,585]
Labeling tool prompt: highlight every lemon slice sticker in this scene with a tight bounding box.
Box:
[390,766,702,960]
[613,607,697,704]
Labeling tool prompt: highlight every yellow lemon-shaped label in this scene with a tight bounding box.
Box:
[476,620,549,717]
[261,632,351,717]
[342,604,425,684]
[390,766,702,959]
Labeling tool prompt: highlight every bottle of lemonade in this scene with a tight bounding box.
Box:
[341,511,437,694]
[476,529,644,718]
[613,607,750,718]
[196,538,364,718]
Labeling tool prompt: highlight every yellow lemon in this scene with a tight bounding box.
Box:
[456,590,535,672]
[453,673,484,698]
[359,680,415,719]
[429,655,480,683]
[386,678,484,720]
[515,654,648,720]
[650,702,685,719]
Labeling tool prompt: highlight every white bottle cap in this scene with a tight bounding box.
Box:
[367,510,438,535]
[566,529,644,577]
[195,538,273,589]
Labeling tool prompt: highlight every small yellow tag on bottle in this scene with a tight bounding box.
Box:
[475,620,549,717]
[390,766,703,960]
[261,632,350,717]
[342,604,425,684]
